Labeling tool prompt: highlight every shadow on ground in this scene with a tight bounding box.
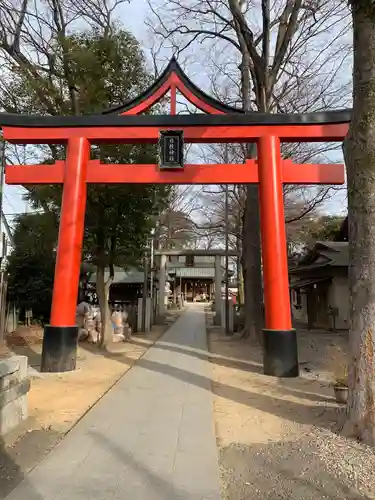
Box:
[0,310,184,499]
[0,438,25,500]
[128,337,264,374]
[89,430,203,500]
[128,337,338,403]
[7,309,339,433]
[0,308,362,500]
[0,428,59,499]
[220,438,372,500]
[82,337,339,431]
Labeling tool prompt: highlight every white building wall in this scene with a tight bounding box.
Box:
[291,277,349,330]
[330,276,349,330]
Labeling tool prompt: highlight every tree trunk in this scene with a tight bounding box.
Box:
[240,55,264,342]
[342,1,375,446]
[236,234,245,306]
[96,264,113,348]
[242,184,263,342]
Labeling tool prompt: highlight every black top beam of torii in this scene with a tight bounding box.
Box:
[0,56,352,128]
[0,110,352,128]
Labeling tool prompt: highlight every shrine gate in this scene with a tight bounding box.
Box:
[0,58,349,377]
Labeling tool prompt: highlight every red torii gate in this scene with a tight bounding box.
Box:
[0,58,349,376]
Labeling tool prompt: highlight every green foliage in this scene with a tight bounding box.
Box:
[6,27,171,318]
[303,215,345,243]
[7,213,58,322]
[5,28,152,116]
[65,29,151,114]
[19,28,170,264]
[288,214,346,258]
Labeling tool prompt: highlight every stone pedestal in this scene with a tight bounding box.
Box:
[0,356,30,436]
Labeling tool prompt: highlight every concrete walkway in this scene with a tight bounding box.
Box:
[6,304,221,500]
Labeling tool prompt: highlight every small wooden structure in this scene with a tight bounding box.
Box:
[290,242,349,330]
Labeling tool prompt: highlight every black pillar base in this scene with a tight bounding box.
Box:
[263,329,299,378]
[40,326,79,373]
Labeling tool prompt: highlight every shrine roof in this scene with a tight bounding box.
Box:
[289,241,349,275]
[102,56,243,116]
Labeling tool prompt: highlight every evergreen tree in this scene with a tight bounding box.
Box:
[4,28,170,344]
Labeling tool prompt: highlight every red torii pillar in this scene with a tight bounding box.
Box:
[258,135,297,377]
[41,137,90,372]
[5,141,344,376]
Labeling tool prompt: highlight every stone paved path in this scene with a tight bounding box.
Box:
[5,304,221,500]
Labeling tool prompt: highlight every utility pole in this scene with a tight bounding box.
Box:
[142,249,149,332]
[173,268,177,305]
[225,182,230,335]
[0,139,5,267]
[0,139,5,347]
[150,235,154,302]
[223,143,231,335]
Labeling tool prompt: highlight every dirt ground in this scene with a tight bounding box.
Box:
[207,315,375,500]
[0,312,180,498]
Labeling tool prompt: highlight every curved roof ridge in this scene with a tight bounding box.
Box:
[102,57,244,115]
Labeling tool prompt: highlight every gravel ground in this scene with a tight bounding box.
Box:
[208,316,375,500]
[220,427,375,500]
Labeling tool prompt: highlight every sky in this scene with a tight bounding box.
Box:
[3,0,151,222]
[3,1,147,220]
[121,0,349,216]
[3,0,348,231]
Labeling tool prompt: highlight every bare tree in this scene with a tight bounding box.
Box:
[196,128,346,330]
[0,0,142,347]
[0,0,130,115]
[148,0,351,341]
[343,1,375,446]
